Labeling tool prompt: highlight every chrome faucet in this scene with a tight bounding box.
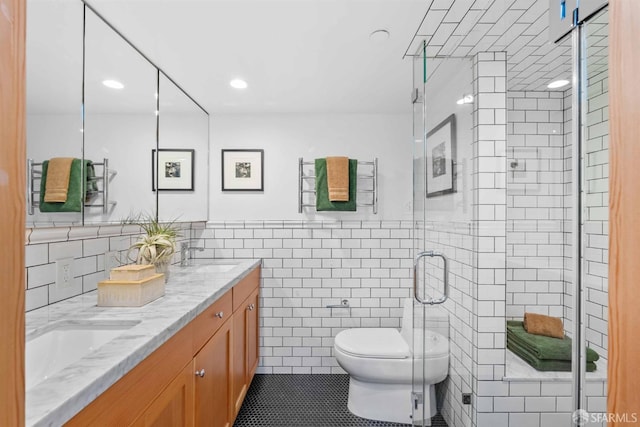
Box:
[180,242,205,267]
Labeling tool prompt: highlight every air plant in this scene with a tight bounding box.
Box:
[124,214,179,265]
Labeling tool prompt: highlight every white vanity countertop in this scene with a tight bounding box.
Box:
[25,259,261,427]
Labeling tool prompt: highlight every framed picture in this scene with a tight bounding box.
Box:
[426,114,456,198]
[221,149,264,191]
[152,149,195,191]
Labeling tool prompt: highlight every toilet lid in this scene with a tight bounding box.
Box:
[335,328,410,359]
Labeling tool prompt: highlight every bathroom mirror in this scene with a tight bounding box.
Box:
[25,0,210,227]
[26,0,84,227]
[157,72,209,222]
[83,7,158,224]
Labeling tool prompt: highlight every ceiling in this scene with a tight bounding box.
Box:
[29,0,608,115]
[405,0,574,92]
[87,0,428,114]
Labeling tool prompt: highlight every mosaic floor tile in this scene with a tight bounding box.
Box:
[234,374,448,427]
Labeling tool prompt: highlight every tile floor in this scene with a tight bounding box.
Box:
[234,374,448,427]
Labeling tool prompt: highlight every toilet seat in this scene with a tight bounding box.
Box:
[334,328,448,360]
[334,328,410,359]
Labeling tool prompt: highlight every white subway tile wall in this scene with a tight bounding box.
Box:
[507,82,608,365]
[470,52,509,427]
[583,64,609,363]
[192,220,414,375]
[24,224,192,311]
[506,90,567,322]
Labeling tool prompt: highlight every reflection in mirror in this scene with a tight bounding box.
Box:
[157,72,209,222]
[84,8,158,223]
[26,0,84,227]
[423,57,473,221]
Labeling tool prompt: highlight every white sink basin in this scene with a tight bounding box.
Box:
[194,263,238,274]
[26,320,139,390]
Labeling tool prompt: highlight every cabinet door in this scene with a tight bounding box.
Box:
[232,305,248,416]
[132,361,195,427]
[246,288,259,378]
[231,288,260,418]
[194,319,232,427]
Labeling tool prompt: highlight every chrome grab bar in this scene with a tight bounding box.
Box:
[413,250,449,305]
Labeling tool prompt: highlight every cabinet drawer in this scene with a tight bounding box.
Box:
[232,267,260,312]
[192,290,232,355]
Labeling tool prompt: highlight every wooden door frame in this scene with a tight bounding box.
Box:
[608,0,640,423]
[0,0,638,426]
[0,0,26,425]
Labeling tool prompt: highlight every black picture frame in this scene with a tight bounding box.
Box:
[221,149,264,191]
[152,149,195,191]
[426,114,456,198]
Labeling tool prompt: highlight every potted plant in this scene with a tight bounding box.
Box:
[125,215,179,280]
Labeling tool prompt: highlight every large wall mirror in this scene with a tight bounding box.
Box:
[157,72,209,222]
[25,0,210,227]
[84,7,158,224]
[26,0,84,226]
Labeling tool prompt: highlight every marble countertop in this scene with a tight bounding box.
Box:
[25,259,261,427]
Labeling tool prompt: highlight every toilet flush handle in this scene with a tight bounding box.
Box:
[413,251,449,305]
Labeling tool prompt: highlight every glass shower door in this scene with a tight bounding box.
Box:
[411,44,427,427]
[578,6,609,425]
[412,47,473,426]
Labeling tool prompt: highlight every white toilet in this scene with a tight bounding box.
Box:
[334,299,449,425]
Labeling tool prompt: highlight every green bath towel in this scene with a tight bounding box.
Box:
[315,158,357,211]
[508,340,597,372]
[507,320,599,362]
[39,159,94,213]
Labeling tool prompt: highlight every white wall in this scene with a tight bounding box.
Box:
[209,113,413,221]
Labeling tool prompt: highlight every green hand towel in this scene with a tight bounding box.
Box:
[315,158,357,211]
[508,340,597,372]
[85,161,98,201]
[507,320,599,362]
[39,158,91,213]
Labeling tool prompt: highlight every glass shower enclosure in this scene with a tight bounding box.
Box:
[410,4,609,426]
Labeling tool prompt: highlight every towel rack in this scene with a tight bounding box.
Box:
[27,158,118,215]
[298,157,378,214]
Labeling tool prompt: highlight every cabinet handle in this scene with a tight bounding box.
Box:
[215,311,224,318]
[248,304,255,311]
[195,369,205,378]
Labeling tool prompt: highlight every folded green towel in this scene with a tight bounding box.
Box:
[85,161,98,200]
[315,158,357,211]
[507,320,599,362]
[39,159,93,213]
[508,340,597,372]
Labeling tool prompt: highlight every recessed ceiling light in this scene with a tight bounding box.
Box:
[230,79,248,89]
[456,94,473,105]
[102,79,124,89]
[547,79,570,89]
[369,29,390,43]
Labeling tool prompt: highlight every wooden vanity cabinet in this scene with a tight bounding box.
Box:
[194,319,233,427]
[131,361,195,427]
[231,287,260,415]
[66,265,260,427]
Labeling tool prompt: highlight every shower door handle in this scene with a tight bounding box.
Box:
[413,251,449,305]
